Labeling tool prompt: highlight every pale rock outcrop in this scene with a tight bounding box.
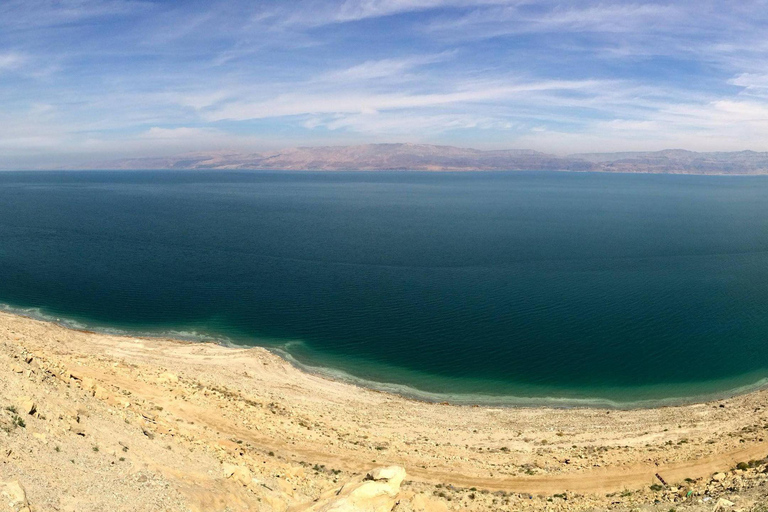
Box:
[223,464,252,486]
[0,481,30,512]
[16,398,35,416]
[93,385,110,400]
[81,376,96,392]
[296,466,406,512]
[713,497,735,511]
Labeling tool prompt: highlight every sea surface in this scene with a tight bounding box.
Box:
[1,170,767,407]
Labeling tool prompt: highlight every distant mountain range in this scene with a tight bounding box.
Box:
[89,144,768,174]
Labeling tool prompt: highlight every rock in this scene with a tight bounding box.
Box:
[112,397,131,408]
[298,466,406,512]
[93,385,110,400]
[16,398,35,416]
[411,494,449,512]
[68,421,86,436]
[0,480,30,512]
[223,464,251,486]
[82,377,96,392]
[712,472,726,482]
[714,497,735,511]
[232,467,252,487]
[367,467,402,481]
[10,365,23,374]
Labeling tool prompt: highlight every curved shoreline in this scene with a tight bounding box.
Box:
[273,345,768,410]
[4,301,768,411]
[4,308,768,510]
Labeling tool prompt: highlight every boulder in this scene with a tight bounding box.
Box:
[0,480,30,512]
[714,497,735,511]
[297,466,406,512]
[712,472,726,482]
[16,398,35,416]
[93,385,110,400]
[223,464,252,486]
[81,377,96,392]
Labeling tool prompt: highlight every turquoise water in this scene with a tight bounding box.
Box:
[1,170,768,407]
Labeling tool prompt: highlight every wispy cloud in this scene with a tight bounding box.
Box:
[318,52,456,82]
[0,52,24,72]
[201,79,602,120]
[427,2,680,37]
[278,0,520,27]
[0,0,152,30]
[4,0,768,167]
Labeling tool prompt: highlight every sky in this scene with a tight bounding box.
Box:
[2,0,768,168]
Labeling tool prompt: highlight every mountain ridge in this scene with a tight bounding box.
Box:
[85,143,768,174]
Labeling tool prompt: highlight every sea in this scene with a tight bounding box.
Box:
[1,170,767,408]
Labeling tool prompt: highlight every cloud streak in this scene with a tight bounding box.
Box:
[3,0,768,167]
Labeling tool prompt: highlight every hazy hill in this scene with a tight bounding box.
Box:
[91,144,768,174]
[574,149,768,174]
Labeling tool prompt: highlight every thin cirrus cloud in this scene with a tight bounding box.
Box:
[1,0,768,167]
[199,79,603,121]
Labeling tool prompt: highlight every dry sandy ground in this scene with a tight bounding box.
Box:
[2,310,768,511]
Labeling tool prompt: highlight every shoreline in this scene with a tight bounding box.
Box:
[273,345,768,411]
[5,301,768,411]
[4,307,768,510]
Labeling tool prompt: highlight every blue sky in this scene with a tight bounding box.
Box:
[2,0,768,167]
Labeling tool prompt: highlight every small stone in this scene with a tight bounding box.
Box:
[712,472,726,482]
[16,398,35,416]
[68,421,86,436]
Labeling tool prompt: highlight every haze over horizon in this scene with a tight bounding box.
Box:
[3,1,768,169]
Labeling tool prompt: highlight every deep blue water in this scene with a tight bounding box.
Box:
[1,170,767,406]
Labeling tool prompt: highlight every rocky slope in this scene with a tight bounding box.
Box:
[3,311,768,511]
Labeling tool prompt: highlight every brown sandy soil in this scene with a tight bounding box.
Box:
[2,310,768,511]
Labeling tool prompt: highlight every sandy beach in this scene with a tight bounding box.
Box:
[2,310,768,511]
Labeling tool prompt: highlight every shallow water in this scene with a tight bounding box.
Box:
[1,170,767,406]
